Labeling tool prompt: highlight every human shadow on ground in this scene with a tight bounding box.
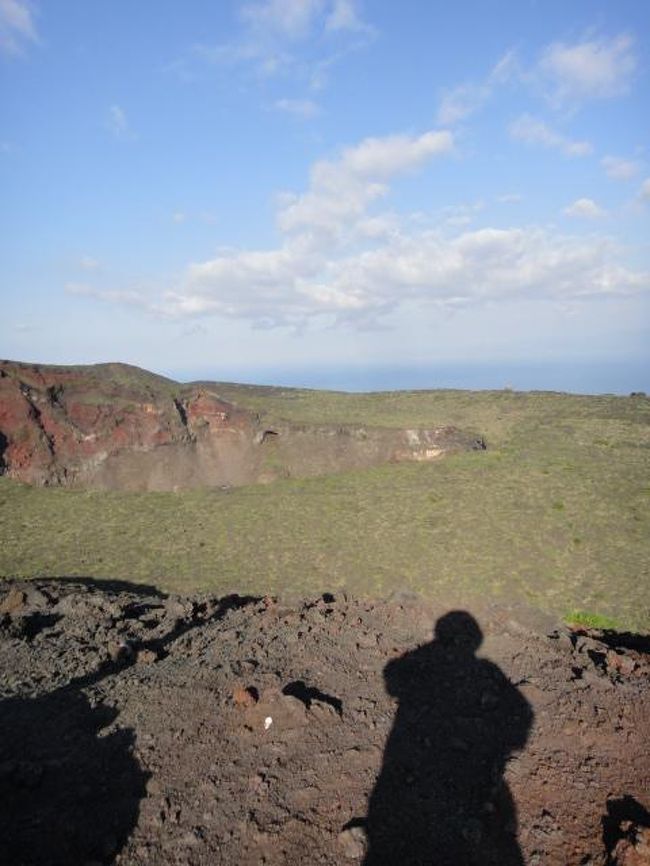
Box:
[363,611,533,866]
[0,685,147,865]
[0,579,259,865]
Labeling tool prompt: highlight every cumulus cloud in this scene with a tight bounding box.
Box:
[601,155,641,181]
[155,225,646,327]
[0,0,37,56]
[509,114,592,157]
[564,198,606,219]
[78,128,648,328]
[149,131,454,323]
[537,34,636,106]
[76,124,650,327]
[276,130,453,239]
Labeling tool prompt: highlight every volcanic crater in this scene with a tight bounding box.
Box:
[0,360,485,491]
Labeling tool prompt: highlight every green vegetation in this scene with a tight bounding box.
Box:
[1,385,649,631]
[564,610,624,631]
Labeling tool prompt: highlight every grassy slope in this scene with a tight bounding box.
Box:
[1,382,649,630]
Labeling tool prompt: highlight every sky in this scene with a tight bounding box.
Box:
[1,0,649,392]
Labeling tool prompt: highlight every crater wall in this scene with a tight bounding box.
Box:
[0,361,485,490]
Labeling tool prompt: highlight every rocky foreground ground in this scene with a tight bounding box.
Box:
[0,579,648,866]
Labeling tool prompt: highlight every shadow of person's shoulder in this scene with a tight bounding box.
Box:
[0,683,149,864]
[363,611,534,866]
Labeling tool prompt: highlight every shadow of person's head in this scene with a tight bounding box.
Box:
[365,609,532,866]
[434,610,483,653]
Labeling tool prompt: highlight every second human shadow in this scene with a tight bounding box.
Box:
[363,611,533,866]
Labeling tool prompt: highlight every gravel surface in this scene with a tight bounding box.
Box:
[0,579,648,865]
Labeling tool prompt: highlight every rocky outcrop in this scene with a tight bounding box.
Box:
[0,361,255,488]
[0,360,486,490]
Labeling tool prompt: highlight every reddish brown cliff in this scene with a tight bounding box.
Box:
[0,361,257,489]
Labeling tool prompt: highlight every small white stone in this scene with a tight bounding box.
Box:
[264,716,273,730]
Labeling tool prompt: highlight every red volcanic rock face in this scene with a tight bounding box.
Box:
[0,373,62,483]
[0,361,485,490]
[184,392,252,435]
[0,362,256,487]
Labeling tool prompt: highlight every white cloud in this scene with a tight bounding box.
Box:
[193,40,288,75]
[241,0,324,41]
[0,0,37,56]
[82,129,648,328]
[437,50,518,125]
[172,212,187,224]
[79,256,99,270]
[325,0,372,33]
[153,225,647,327]
[107,104,135,140]
[337,131,452,177]
[276,130,453,239]
[638,178,650,203]
[564,198,606,219]
[241,0,371,38]
[154,131,455,323]
[498,193,522,204]
[437,35,637,132]
[196,0,373,83]
[273,97,320,118]
[601,155,641,181]
[509,114,592,157]
[437,83,487,127]
[537,34,636,106]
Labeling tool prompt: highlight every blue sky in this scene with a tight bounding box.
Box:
[1,0,649,391]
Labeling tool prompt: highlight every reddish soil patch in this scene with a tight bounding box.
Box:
[0,580,648,865]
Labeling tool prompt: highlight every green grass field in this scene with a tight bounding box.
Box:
[1,385,649,630]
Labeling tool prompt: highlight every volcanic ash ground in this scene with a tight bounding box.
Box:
[0,579,649,865]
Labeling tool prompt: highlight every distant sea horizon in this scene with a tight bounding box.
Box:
[168,359,649,397]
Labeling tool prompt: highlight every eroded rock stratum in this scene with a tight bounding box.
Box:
[0,360,485,490]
